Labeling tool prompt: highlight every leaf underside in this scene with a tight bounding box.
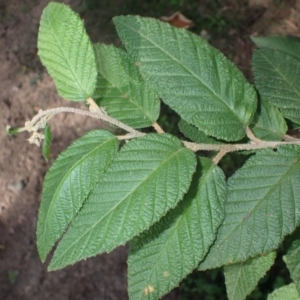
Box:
[128,157,226,300]
[38,2,97,101]
[48,133,196,270]
[93,43,160,129]
[224,252,276,300]
[114,16,257,141]
[253,49,300,124]
[250,98,287,141]
[37,130,119,262]
[200,145,300,270]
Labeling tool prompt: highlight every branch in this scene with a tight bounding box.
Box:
[7,104,145,146]
[15,106,144,135]
[8,102,300,160]
[183,139,300,152]
[31,107,143,136]
[284,134,300,142]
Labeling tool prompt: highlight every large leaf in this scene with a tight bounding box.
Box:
[114,16,257,141]
[178,119,222,144]
[250,99,287,141]
[267,284,300,300]
[93,44,160,128]
[253,49,300,124]
[128,158,226,300]
[283,237,300,294]
[224,252,276,300]
[200,145,300,270]
[48,133,196,270]
[251,36,300,61]
[38,2,97,101]
[37,130,118,262]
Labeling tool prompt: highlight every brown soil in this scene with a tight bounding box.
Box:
[0,0,300,299]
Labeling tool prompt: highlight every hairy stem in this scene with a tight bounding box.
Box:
[246,126,262,144]
[9,104,300,160]
[183,140,300,152]
[152,122,164,133]
[29,107,143,136]
[212,150,229,165]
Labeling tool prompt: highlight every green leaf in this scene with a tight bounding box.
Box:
[114,16,257,141]
[267,283,300,300]
[48,133,196,270]
[251,36,300,61]
[283,237,300,294]
[224,252,276,300]
[253,49,300,124]
[37,130,118,262]
[42,123,52,162]
[93,44,160,128]
[178,119,222,144]
[250,99,287,141]
[38,2,97,101]
[5,125,20,135]
[128,157,226,300]
[199,145,300,270]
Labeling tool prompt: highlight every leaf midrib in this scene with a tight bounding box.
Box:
[213,152,300,263]
[118,17,244,125]
[40,137,116,250]
[131,163,215,300]
[50,145,190,268]
[95,45,156,124]
[44,6,88,98]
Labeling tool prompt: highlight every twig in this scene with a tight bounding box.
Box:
[152,122,164,133]
[28,107,143,136]
[118,133,146,140]
[246,126,262,144]
[213,150,228,165]
[183,139,300,152]
[284,134,300,142]
[9,102,300,164]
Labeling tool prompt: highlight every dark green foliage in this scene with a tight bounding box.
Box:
[10,3,300,300]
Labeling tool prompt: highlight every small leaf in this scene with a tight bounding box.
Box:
[224,252,276,300]
[48,133,196,270]
[284,237,300,294]
[251,36,300,61]
[38,2,97,101]
[250,99,287,141]
[267,283,300,300]
[114,16,257,141]
[5,125,20,135]
[128,157,226,300]
[253,49,300,124]
[42,123,52,162]
[37,130,118,262]
[200,145,300,270]
[93,43,160,128]
[179,119,222,144]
